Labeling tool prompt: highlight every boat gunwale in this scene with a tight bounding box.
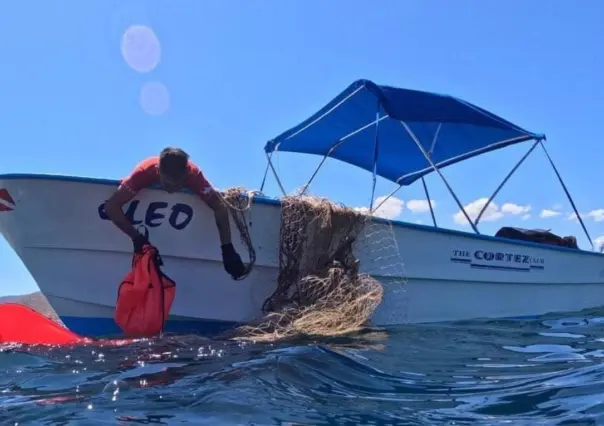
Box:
[0,172,601,259]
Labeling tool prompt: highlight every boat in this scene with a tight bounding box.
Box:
[0,79,602,339]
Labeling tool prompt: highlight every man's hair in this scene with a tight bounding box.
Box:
[159,147,189,179]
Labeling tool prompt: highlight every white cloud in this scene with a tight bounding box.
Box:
[540,209,561,218]
[454,198,504,225]
[501,203,531,216]
[406,199,436,214]
[569,210,604,222]
[453,198,532,226]
[521,214,531,220]
[354,196,404,220]
[587,209,604,222]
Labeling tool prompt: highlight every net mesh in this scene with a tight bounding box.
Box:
[219,187,408,342]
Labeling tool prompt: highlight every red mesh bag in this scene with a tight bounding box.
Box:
[114,243,175,337]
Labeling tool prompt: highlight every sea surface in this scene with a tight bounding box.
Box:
[3,310,604,425]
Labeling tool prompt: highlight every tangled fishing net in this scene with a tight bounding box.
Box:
[219,187,405,342]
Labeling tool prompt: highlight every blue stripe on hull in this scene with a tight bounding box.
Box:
[60,316,239,339]
[61,313,545,338]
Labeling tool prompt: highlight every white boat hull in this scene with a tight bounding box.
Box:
[2,174,604,338]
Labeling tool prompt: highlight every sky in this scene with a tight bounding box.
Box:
[0,0,603,296]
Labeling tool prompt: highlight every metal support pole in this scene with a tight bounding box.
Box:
[259,152,272,193]
[371,184,402,214]
[539,140,594,249]
[400,120,480,234]
[421,177,437,227]
[300,154,329,195]
[266,152,287,196]
[373,124,441,225]
[302,114,390,195]
[474,139,539,227]
[369,103,381,211]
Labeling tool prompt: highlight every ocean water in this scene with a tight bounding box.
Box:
[3,311,604,425]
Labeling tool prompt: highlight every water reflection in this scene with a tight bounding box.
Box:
[2,313,604,424]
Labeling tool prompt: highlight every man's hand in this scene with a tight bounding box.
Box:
[198,188,246,279]
[221,243,246,279]
[132,232,149,253]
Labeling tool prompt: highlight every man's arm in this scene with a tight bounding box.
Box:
[105,188,140,240]
[204,191,232,246]
[188,167,232,246]
[188,166,246,279]
[105,163,152,240]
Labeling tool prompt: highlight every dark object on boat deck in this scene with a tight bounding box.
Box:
[495,227,578,249]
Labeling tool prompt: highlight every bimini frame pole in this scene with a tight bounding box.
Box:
[539,140,594,249]
[369,102,381,211]
[371,184,402,213]
[421,177,437,227]
[301,114,389,193]
[259,152,272,194]
[266,152,287,196]
[263,114,388,198]
[474,139,539,227]
[371,176,437,227]
[400,120,480,234]
[371,123,440,226]
[299,154,329,195]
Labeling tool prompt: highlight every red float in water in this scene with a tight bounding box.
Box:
[0,303,89,345]
[0,303,137,346]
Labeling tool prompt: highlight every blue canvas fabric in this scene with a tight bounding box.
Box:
[264,79,544,186]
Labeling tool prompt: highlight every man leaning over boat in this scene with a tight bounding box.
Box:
[104,147,246,280]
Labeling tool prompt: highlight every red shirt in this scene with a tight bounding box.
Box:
[118,156,215,202]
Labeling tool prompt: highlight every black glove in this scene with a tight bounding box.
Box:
[221,243,245,279]
[132,233,149,253]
